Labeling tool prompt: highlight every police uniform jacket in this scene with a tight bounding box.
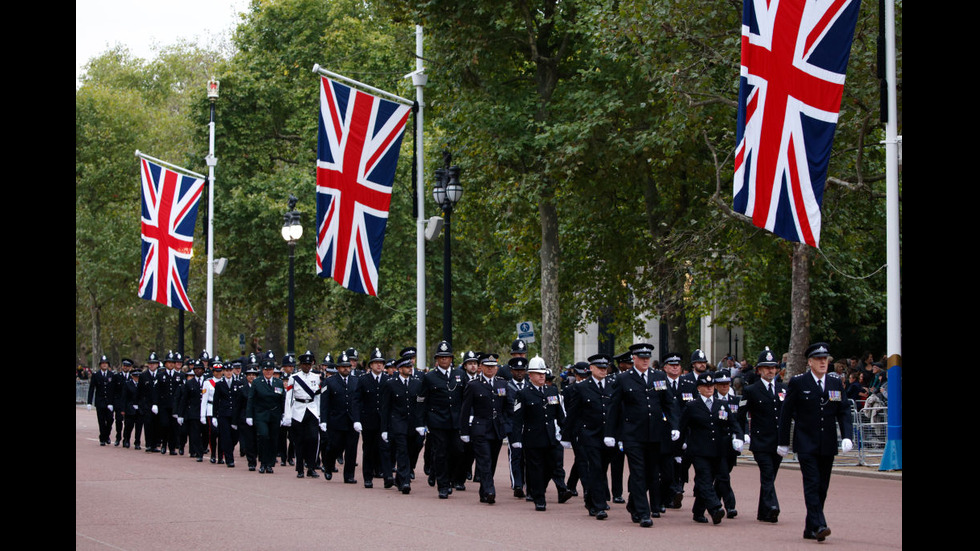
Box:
[246,376,286,423]
[321,374,361,431]
[122,376,140,416]
[564,377,617,447]
[511,384,565,448]
[380,375,424,434]
[111,371,129,410]
[608,368,679,443]
[287,371,323,421]
[738,379,785,453]
[460,376,510,441]
[88,369,114,408]
[680,395,740,458]
[137,369,160,412]
[157,369,182,411]
[213,377,242,418]
[357,372,388,431]
[178,376,203,420]
[421,367,465,430]
[778,372,852,455]
[234,380,252,424]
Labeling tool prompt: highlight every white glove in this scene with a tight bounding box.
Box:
[152,405,159,415]
[744,434,751,447]
[841,438,853,453]
[554,420,562,441]
[353,422,363,433]
[319,422,327,432]
[107,405,114,412]
[246,418,253,426]
[777,445,790,457]
[733,438,743,452]
[671,430,680,441]
[231,424,237,430]
[172,414,178,419]
[603,437,616,448]
[177,417,184,426]
[674,456,682,464]
[133,405,139,411]
[682,443,687,450]
[511,441,522,449]
[381,432,388,442]
[460,435,470,443]
[560,441,571,449]
[87,404,92,411]
[200,416,206,425]
[211,418,218,428]
[282,416,292,427]
[617,441,623,451]
[415,427,426,436]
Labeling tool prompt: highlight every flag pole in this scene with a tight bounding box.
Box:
[313,65,415,107]
[880,0,901,471]
[205,79,219,356]
[134,150,206,180]
[411,25,428,361]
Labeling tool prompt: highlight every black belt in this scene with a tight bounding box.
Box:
[295,398,313,404]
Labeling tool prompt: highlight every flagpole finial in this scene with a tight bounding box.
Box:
[207,78,220,101]
[135,149,142,158]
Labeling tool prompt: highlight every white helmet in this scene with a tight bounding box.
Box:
[527,355,549,374]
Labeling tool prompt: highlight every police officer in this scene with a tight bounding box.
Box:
[662,352,694,509]
[139,352,162,453]
[381,358,426,494]
[713,369,741,518]
[120,361,142,449]
[212,359,241,467]
[565,354,618,520]
[421,340,465,499]
[237,360,260,470]
[87,355,115,446]
[200,359,223,463]
[177,359,206,461]
[738,346,786,523]
[358,348,390,488]
[246,351,286,474]
[288,350,324,479]
[506,357,530,499]
[320,352,361,483]
[608,343,680,528]
[778,342,854,542]
[510,356,574,511]
[459,353,510,504]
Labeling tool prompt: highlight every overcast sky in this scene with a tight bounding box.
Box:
[76,0,250,83]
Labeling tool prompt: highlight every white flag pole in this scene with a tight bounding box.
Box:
[312,65,415,107]
[134,150,207,180]
[205,79,219,357]
[412,25,428,361]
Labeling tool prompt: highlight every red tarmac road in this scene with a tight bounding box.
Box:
[76,407,901,550]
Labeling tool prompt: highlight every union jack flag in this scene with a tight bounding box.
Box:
[733,0,861,247]
[315,76,411,295]
[138,158,204,311]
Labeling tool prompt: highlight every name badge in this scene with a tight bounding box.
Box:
[497,388,507,396]
[682,393,693,401]
[718,408,728,420]
[547,395,559,405]
[828,390,841,401]
[274,387,283,395]
[653,380,666,391]
[416,396,426,402]
[778,392,786,401]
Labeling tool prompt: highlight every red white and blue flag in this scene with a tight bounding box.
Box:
[315,76,411,295]
[138,158,204,311]
[733,0,861,247]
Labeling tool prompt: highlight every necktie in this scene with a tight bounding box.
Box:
[706,397,712,409]
[770,383,775,397]
[818,379,823,392]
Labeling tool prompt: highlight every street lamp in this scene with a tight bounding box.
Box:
[433,150,462,346]
[281,194,303,356]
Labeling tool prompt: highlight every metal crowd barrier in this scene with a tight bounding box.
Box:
[77,380,90,404]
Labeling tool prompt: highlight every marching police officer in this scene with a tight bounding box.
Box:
[459,353,510,504]
[321,352,361,483]
[421,340,465,498]
[381,358,426,494]
[87,355,115,446]
[246,351,286,474]
[358,348,390,488]
[738,346,786,523]
[288,350,324,479]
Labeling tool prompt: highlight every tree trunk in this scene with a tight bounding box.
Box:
[788,243,811,376]
[540,195,560,370]
[89,291,101,367]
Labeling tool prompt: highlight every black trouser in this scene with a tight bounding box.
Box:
[123,412,143,447]
[206,415,218,458]
[692,455,728,516]
[427,428,461,490]
[186,418,203,458]
[717,451,737,510]
[472,434,502,498]
[754,451,782,518]
[159,407,177,452]
[624,441,662,518]
[96,405,113,443]
[391,432,412,487]
[256,419,280,469]
[239,421,257,467]
[575,443,609,512]
[114,410,125,443]
[607,446,625,499]
[524,445,559,506]
[143,410,159,449]
[797,453,835,531]
[293,410,320,473]
[325,429,359,480]
[361,428,389,482]
[217,416,237,463]
[509,442,525,490]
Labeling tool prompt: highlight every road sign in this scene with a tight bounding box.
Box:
[517,321,535,343]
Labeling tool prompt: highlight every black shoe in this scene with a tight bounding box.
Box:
[114,440,120,447]
[596,510,608,520]
[161,448,167,454]
[178,449,184,455]
[804,531,817,540]
[640,517,653,528]
[558,488,574,504]
[122,443,130,449]
[308,470,320,479]
[210,457,217,464]
[100,441,106,446]
[694,515,708,524]
[486,493,495,505]
[134,445,141,450]
[337,457,343,465]
[466,472,472,480]
[438,489,449,499]
[514,488,525,499]
[409,472,415,480]
[249,465,256,471]
[570,489,578,497]
[401,484,411,494]
[526,495,534,502]
[613,496,625,504]
[660,506,666,513]
[267,467,274,474]
[297,472,305,478]
[258,466,266,473]
[288,459,295,466]
[324,472,333,480]
[769,509,780,523]
[226,462,235,468]
[384,478,394,489]
[344,478,357,484]
[170,451,178,456]
[814,526,831,541]
[454,483,466,491]
[281,460,287,466]
[627,502,639,523]
[364,481,373,488]
[672,493,684,509]
[651,512,661,518]
[424,465,431,475]
[196,456,203,462]
[602,504,610,511]
[710,508,724,525]
[727,509,738,519]
[535,504,546,512]
[218,458,225,465]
